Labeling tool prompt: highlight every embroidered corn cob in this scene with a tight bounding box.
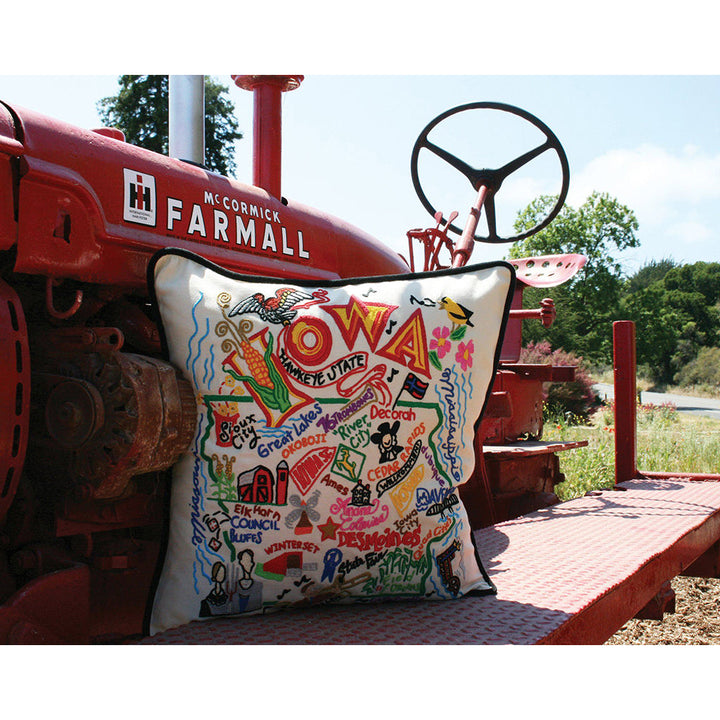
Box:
[216,309,292,419]
[240,338,273,388]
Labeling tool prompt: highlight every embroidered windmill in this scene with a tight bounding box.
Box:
[285,489,322,535]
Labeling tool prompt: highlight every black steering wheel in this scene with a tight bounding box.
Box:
[410,101,570,243]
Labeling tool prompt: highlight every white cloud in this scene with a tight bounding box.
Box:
[567,144,720,265]
[666,219,713,245]
[569,144,720,227]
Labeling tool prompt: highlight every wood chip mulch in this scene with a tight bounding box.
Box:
[605,576,720,645]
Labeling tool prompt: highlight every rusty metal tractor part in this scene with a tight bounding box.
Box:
[0,278,30,525]
[35,327,197,501]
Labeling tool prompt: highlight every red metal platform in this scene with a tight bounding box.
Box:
[140,477,720,645]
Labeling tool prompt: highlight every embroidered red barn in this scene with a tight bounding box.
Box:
[236,461,288,505]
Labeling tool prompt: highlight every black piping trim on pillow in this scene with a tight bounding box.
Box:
[143,247,516,633]
[467,524,496,595]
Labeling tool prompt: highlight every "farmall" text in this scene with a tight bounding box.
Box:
[166,192,310,259]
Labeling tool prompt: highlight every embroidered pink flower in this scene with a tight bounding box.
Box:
[456,340,474,371]
[430,326,452,358]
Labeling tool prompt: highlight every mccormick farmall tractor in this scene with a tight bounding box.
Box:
[0,75,586,642]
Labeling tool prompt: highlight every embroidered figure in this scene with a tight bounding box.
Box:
[235,549,263,613]
[370,420,403,463]
[199,561,231,617]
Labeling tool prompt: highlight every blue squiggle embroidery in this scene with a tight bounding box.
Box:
[258,423,294,440]
[202,355,210,386]
[207,343,216,386]
[192,318,210,387]
[436,380,451,457]
[452,366,469,455]
[186,293,204,371]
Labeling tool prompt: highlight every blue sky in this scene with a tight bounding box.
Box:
[2,5,718,276]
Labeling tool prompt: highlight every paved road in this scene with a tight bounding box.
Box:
[593,383,720,420]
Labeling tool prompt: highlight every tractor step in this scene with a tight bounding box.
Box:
[482,439,588,458]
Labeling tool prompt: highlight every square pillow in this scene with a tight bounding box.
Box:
[146,248,515,635]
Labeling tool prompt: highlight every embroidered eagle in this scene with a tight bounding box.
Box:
[228,287,315,326]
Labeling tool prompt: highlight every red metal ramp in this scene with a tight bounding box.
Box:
[140,477,720,645]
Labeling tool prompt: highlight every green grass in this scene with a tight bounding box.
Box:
[544,403,720,501]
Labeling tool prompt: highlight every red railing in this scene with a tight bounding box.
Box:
[613,321,638,484]
[613,319,720,484]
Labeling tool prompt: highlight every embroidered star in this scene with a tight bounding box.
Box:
[318,517,342,541]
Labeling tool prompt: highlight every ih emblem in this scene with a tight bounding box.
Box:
[123,168,157,226]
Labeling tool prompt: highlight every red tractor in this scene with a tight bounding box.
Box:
[0,75,619,643]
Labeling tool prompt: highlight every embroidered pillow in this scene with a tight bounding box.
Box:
[147,248,514,635]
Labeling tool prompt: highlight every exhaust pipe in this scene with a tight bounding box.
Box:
[168,75,205,166]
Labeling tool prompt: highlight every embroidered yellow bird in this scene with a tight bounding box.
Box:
[439,296,474,327]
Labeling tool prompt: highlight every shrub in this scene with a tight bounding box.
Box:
[602,399,679,429]
[519,341,600,424]
[674,346,720,391]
